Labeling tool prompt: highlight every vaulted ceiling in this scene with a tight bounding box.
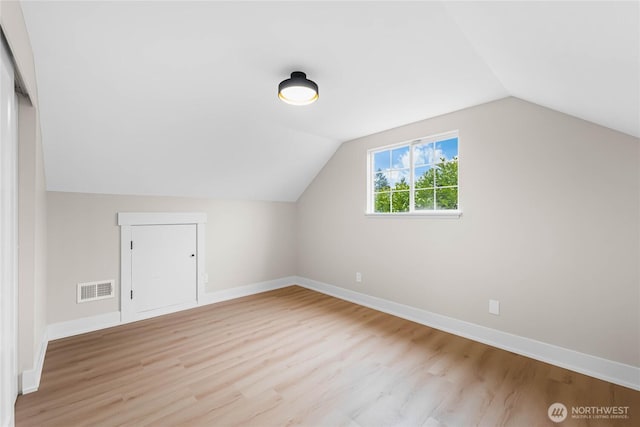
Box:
[21,1,639,202]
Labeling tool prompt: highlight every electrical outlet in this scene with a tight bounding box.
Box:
[355,272,362,283]
[489,299,500,315]
[203,273,209,284]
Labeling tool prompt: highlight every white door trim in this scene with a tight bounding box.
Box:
[118,212,206,324]
[0,37,18,425]
[117,212,206,226]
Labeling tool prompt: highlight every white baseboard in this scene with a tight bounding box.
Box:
[20,329,49,394]
[25,277,297,395]
[46,277,298,342]
[32,276,638,395]
[294,276,640,391]
[122,301,200,325]
[118,276,295,324]
[48,311,122,341]
[199,276,296,305]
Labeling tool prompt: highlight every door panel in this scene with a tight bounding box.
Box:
[131,224,197,313]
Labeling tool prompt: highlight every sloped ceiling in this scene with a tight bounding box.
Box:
[21,1,639,202]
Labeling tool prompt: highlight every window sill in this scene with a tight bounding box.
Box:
[365,210,462,219]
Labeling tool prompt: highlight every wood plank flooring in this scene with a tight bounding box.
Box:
[15,286,640,426]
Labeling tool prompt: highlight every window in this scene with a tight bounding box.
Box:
[368,131,459,214]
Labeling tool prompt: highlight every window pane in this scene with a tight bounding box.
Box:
[435,160,458,187]
[389,169,410,189]
[373,150,390,171]
[369,133,459,215]
[374,192,391,213]
[374,171,391,191]
[414,165,434,189]
[435,187,458,210]
[413,142,436,166]
[391,146,410,169]
[415,188,435,210]
[391,190,410,212]
[435,137,458,162]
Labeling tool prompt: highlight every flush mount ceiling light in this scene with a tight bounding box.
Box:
[278,71,319,106]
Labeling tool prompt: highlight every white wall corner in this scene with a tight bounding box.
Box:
[293,276,640,391]
[47,311,121,341]
[20,329,48,394]
[199,276,298,306]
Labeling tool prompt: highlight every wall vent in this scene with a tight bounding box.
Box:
[77,280,115,303]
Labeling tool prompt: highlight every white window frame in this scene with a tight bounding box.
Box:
[366,130,462,218]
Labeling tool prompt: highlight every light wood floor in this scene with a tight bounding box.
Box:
[15,286,639,426]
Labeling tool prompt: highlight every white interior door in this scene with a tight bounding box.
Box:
[131,224,197,314]
[0,38,18,427]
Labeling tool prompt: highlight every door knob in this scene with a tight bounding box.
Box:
[190,254,195,257]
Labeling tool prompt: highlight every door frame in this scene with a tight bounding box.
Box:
[118,212,206,323]
[0,35,18,426]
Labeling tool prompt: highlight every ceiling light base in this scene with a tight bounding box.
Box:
[278,71,319,106]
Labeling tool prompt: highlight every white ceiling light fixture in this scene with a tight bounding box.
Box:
[278,71,319,106]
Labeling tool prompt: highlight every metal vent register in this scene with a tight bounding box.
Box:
[77,280,115,303]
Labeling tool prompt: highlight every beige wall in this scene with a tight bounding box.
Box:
[297,97,640,367]
[17,97,47,378]
[33,117,46,361]
[47,192,296,324]
[2,1,47,379]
